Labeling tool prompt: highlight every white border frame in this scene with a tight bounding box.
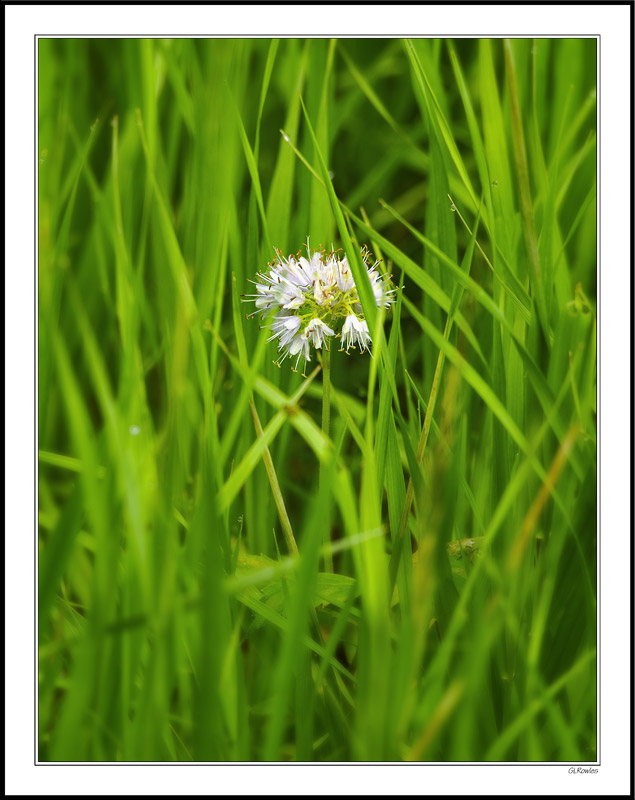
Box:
[6,3,631,796]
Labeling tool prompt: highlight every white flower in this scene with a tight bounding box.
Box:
[341,314,371,353]
[254,275,306,312]
[287,330,311,371]
[277,281,306,310]
[244,241,395,372]
[303,318,335,349]
[285,255,313,287]
[267,314,302,348]
[268,314,311,370]
[367,265,394,308]
[335,258,355,292]
[254,281,276,312]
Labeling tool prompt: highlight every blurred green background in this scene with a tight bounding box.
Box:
[38,37,597,762]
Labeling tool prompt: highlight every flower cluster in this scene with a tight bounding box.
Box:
[245,243,395,373]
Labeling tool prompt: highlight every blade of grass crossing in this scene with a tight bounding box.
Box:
[388,216,479,591]
[503,39,550,342]
[262,449,337,760]
[266,40,311,252]
[403,39,479,215]
[299,96,378,338]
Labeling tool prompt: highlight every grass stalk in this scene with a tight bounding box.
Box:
[320,345,333,571]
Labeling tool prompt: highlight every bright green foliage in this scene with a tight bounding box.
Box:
[38,37,596,762]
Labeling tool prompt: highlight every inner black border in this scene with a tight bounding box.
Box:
[26,7,625,776]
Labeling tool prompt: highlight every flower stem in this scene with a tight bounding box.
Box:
[320,346,332,571]
[250,402,298,557]
[321,346,331,440]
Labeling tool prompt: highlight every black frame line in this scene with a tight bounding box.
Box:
[31,21,612,771]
